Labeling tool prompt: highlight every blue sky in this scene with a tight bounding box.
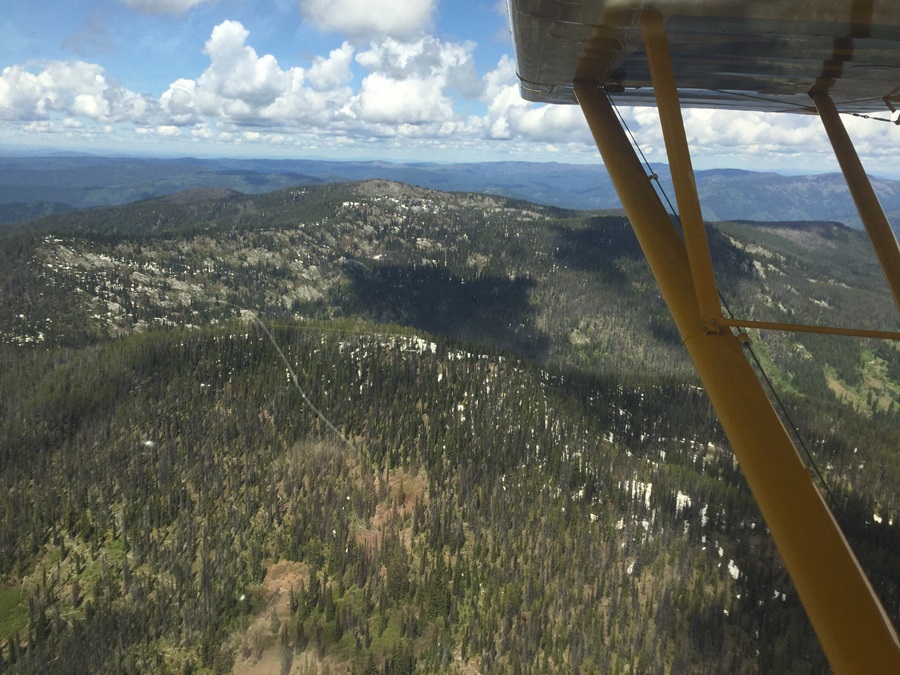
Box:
[1,0,898,171]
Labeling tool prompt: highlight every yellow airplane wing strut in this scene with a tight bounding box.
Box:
[812,90,900,312]
[573,15,900,673]
[640,10,723,331]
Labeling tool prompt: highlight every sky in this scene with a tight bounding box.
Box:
[1,0,899,171]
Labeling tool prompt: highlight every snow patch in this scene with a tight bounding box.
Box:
[621,480,653,508]
[727,559,739,580]
[676,491,692,512]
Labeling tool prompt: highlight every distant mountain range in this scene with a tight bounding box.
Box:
[2,155,899,232]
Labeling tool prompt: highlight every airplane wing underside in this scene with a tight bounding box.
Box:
[510,0,900,113]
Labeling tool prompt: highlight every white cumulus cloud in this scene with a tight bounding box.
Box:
[191,122,214,139]
[354,73,452,124]
[307,43,354,90]
[356,37,473,80]
[0,61,157,123]
[122,0,216,14]
[300,0,435,40]
[160,78,198,124]
[159,21,354,127]
[0,62,103,120]
[479,55,590,143]
[348,37,479,126]
[199,21,289,109]
[72,93,111,119]
[134,124,182,136]
[621,106,840,165]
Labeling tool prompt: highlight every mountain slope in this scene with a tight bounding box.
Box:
[1,180,689,378]
[3,156,900,230]
[3,179,896,400]
[4,322,897,673]
[1,180,898,673]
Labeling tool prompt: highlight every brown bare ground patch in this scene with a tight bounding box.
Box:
[355,524,382,554]
[233,560,308,675]
[355,469,427,555]
[757,224,835,251]
[372,470,427,530]
[264,560,309,606]
[828,374,867,413]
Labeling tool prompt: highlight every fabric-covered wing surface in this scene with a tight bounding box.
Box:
[509,0,900,113]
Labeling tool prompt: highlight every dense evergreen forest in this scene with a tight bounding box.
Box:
[0,180,898,673]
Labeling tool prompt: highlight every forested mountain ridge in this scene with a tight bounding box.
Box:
[1,180,898,673]
[3,179,898,401]
[2,180,682,377]
[2,155,900,231]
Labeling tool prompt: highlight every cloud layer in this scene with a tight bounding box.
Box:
[300,0,435,40]
[0,61,153,124]
[1,13,896,166]
[122,0,216,15]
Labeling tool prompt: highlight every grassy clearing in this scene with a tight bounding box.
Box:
[0,585,29,641]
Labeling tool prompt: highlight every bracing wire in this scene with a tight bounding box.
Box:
[607,92,682,221]
[607,93,839,507]
[850,111,897,124]
[702,87,897,124]
[215,300,358,455]
[702,88,814,111]
[717,296,839,509]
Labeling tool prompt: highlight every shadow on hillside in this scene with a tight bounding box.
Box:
[550,216,644,285]
[345,263,550,362]
[553,216,756,290]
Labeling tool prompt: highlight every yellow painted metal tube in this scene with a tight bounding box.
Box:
[574,80,900,674]
[812,91,900,313]
[640,9,722,328]
[721,317,900,341]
